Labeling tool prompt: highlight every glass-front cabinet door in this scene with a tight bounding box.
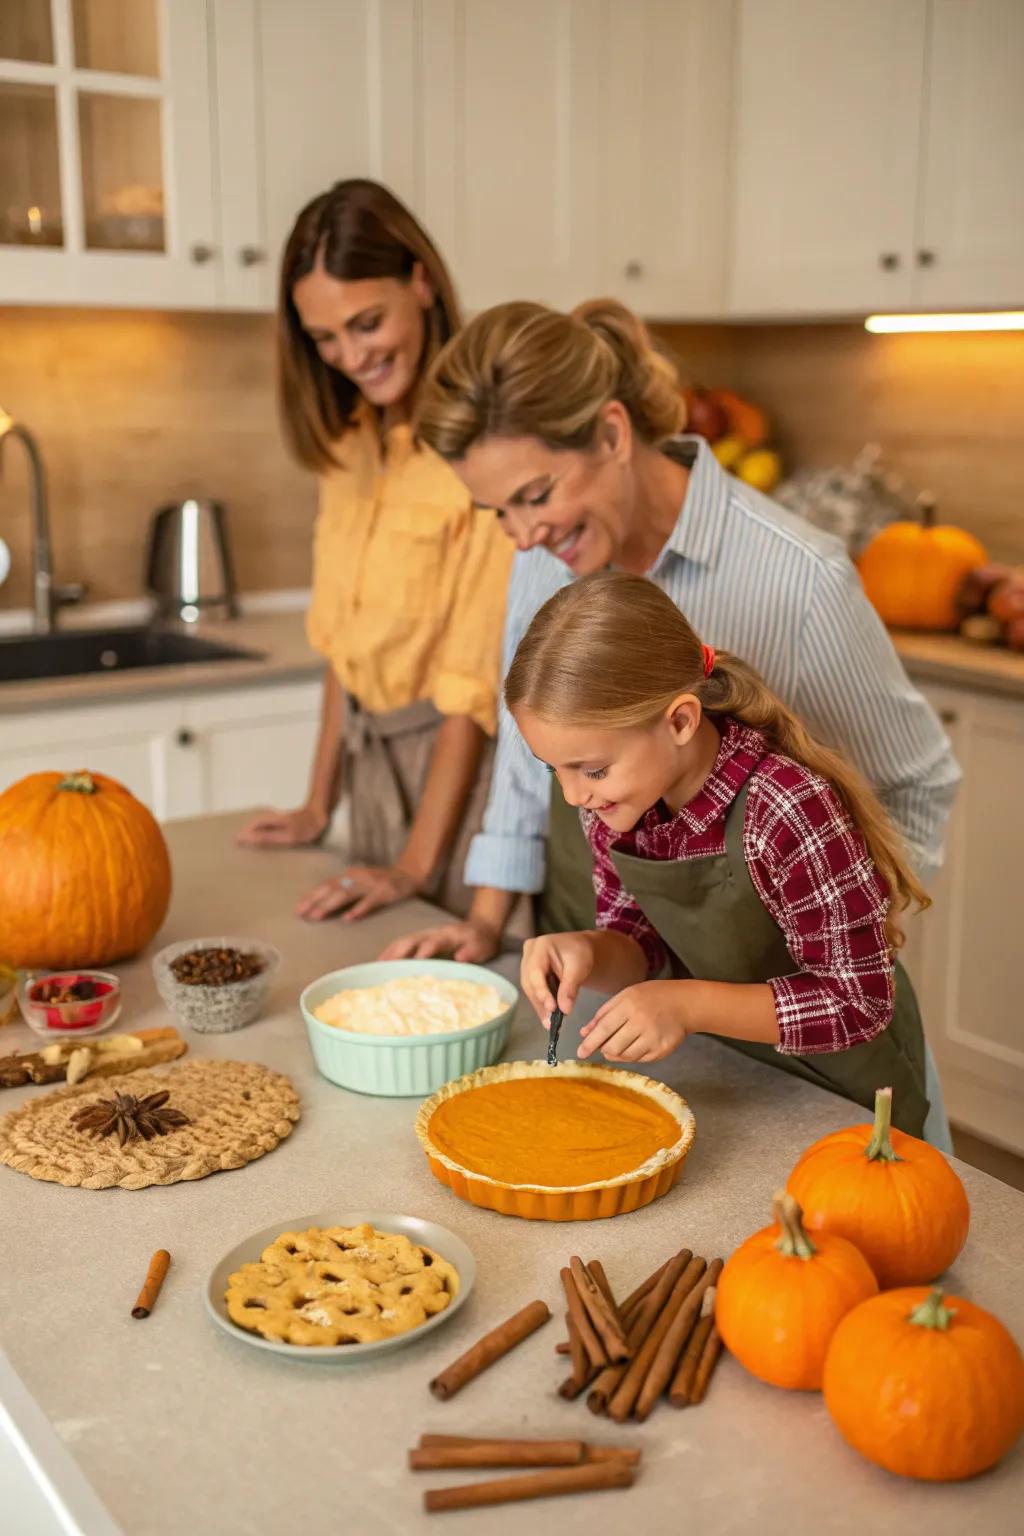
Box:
[0,0,218,305]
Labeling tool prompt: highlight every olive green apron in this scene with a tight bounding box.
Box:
[534,779,598,934]
[538,776,928,1135]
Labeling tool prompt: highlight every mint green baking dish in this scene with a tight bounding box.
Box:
[300,959,517,1098]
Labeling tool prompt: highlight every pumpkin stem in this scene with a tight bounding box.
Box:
[57,772,98,795]
[908,1288,957,1331]
[772,1190,816,1261]
[917,491,937,530]
[865,1086,900,1163]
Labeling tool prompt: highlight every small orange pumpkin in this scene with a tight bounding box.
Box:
[787,1086,969,1288]
[0,770,171,968]
[824,1287,1024,1481]
[715,1190,878,1391]
[858,494,987,631]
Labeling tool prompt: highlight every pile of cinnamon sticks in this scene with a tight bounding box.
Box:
[410,1434,640,1513]
[558,1249,723,1421]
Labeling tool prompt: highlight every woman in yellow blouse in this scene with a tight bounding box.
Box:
[237,180,512,921]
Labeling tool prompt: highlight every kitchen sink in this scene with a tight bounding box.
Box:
[0,625,265,683]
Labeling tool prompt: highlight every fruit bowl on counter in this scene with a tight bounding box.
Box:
[300,959,518,1098]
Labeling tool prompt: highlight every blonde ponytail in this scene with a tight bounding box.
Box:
[415,298,684,461]
[505,572,929,950]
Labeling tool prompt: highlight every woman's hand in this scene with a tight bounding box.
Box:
[236,804,329,848]
[295,864,419,923]
[379,918,501,963]
[521,933,597,1025]
[577,981,691,1063]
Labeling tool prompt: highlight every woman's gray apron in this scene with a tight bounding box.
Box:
[346,696,493,918]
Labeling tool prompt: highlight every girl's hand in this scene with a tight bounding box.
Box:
[578,981,691,1063]
[236,804,329,848]
[521,933,596,1025]
[295,864,419,923]
[379,918,501,964]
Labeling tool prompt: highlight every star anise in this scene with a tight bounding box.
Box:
[71,1090,191,1147]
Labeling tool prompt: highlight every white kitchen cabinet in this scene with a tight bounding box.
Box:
[0,0,219,307]
[729,0,926,316]
[915,0,1024,311]
[213,0,421,312]
[907,681,1024,1156]
[729,0,1024,317]
[0,678,322,822]
[418,0,734,315]
[602,0,734,317]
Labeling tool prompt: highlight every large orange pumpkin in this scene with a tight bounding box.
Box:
[858,494,987,631]
[824,1287,1024,1481]
[715,1191,878,1391]
[0,770,171,968]
[787,1086,969,1288]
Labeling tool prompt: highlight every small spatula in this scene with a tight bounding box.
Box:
[546,973,564,1067]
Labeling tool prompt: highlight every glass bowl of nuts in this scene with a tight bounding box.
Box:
[151,938,280,1034]
[17,970,122,1038]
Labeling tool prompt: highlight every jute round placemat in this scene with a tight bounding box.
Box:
[0,1059,300,1190]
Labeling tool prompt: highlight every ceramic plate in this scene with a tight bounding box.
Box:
[204,1209,475,1363]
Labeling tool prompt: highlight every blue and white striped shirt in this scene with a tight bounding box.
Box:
[465,436,960,892]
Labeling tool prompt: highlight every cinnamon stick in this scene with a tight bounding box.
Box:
[689,1324,723,1405]
[561,1267,608,1371]
[668,1287,717,1406]
[412,1437,642,1469]
[424,1460,635,1512]
[429,1300,550,1400]
[131,1249,171,1319]
[606,1256,706,1422]
[587,1259,617,1313]
[563,1298,589,1390]
[633,1260,723,1422]
[570,1257,631,1363]
[619,1257,670,1317]
[555,1340,570,1355]
[588,1248,695,1415]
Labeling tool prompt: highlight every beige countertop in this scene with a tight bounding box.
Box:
[1,604,1023,718]
[892,630,1024,700]
[0,610,323,715]
[0,813,1021,1534]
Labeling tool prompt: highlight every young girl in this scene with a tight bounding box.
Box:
[508,570,932,1138]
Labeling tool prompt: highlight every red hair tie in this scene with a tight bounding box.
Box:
[701,643,716,678]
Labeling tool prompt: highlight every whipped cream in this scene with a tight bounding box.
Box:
[314,975,505,1037]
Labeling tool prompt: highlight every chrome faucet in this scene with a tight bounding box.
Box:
[0,407,86,633]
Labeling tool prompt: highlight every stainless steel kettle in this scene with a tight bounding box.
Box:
[145,499,239,623]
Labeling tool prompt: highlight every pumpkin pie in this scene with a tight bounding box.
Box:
[415,1061,696,1221]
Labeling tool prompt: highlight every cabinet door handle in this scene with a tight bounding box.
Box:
[878,252,901,271]
[624,260,644,280]
[916,248,937,267]
[190,243,215,264]
[938,709,958,726]
[176,728,196,747]
[239,245,266,266]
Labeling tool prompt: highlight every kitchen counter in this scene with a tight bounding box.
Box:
[892,630,1024,701]
[1,814,1022,1536]
[3,603,1022,717]
[0,610,322,714]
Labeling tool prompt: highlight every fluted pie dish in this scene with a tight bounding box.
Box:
[415,1060,696,1221]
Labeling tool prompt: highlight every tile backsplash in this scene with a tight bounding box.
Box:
[0,307,312,611]
[1,307,1021,614]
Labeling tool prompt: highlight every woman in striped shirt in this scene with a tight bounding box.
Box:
[508,571,930,1136]
[385,298,958,1143]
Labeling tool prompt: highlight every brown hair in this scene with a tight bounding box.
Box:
[505,572,929,949]
[415,297,684,460]
[277,179,461,472]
